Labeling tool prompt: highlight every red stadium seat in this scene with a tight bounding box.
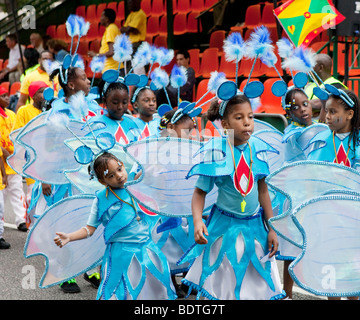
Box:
[173,13,187,35]
[96,3,107,21]
[9,81,21,96]
[86,4,97,22]
[198,48,219,78]
[46,25,57,38]
[152,0,166,17]
[141,0,152,17]
[75,5,86,18]
[209,30,225,53]
[195,79,215,113]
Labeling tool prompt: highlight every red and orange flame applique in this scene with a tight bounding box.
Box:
[233,152,254,197]
[334,143,351,167]
[115,124,129,145]
[139,124,151,140]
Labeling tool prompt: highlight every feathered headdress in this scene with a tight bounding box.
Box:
[223,32,246,86]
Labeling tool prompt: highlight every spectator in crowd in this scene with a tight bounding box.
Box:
[304,53,347,121]
[15,50,58,111]
[0,85,28,233]
[19,48,40,82]
[47,39,69,63]
[88,8,120,73]
[175,50,196,102]
[0,34,25,85]
[121,0,147,73]
[29,33,44,54]
[121,0,147,52]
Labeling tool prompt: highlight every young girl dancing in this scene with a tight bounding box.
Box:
[89,80,141,144]
[131,86,160,138]
[54,152,177,300]
[179,94,285,300]
[280,86,316,299]
[307,89,360,169]
[283,87,314,135]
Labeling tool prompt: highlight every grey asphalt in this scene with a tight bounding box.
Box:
[1,192,323,301]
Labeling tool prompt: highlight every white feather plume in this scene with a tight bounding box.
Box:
[150,67,169,89]
[113,34,133,62]
[223,32,246,62]
[68,90,89,120]
[245,25,274,59]
[276,37,294,59]
[281,46,316,73]
[208,71,226,93]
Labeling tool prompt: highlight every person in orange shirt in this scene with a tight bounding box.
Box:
[0,86,28,233]
[88,8,120,73]
[15,50,58,112]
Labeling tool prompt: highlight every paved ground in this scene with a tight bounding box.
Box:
[1,188,324,301]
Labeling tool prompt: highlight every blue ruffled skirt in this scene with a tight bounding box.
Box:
[96,239,177,300]
[179,205,285,300]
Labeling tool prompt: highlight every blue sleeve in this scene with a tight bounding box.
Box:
[194,175,215,193]
[86,198,101,228]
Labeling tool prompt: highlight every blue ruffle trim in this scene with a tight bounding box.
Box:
[181,279,287,300]
[181,278,218,300]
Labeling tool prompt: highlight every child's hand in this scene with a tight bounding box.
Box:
[42,183,52,196]
[267,229,278,258]
[194,220,208,244]
[54,232,70,248]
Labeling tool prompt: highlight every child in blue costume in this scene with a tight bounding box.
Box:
[131,86,161,138]
[307,89,360,169]
[306,89,360,301]
[88,80,141,144]
[280,86,315,299]
[54,152,177,300]
[28,65,101,293]
[129,107,197,298]
[283,87,315,135]
[179,95,285,300]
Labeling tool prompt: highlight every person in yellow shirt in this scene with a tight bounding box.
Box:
[15,81,48,129]
[0,147,10,249]
[121,0,147,47]
[88,8,120,73]
[15,81,48,217]
[121,0,147,73]
[15,50,58,112]
[0,86,28,233]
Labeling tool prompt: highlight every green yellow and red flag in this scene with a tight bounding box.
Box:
[274,0,345,47]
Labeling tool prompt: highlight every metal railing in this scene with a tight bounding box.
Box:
[0,0,65,41]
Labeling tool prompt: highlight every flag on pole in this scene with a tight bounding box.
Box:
[274,0,345,47]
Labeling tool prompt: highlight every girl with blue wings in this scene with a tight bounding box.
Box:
[179,94,285,300]
[131,86,161,138]
[307,89,360,170]
[54,152,177,300]
[283,87,314,134]
[87,79,141,145]
[128,105,198,298]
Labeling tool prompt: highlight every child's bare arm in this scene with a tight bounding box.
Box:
[258,178,278,257]
[54,225,96,248]
[192,187,208,244]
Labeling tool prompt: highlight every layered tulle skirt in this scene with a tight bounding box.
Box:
[179,205,285,300]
